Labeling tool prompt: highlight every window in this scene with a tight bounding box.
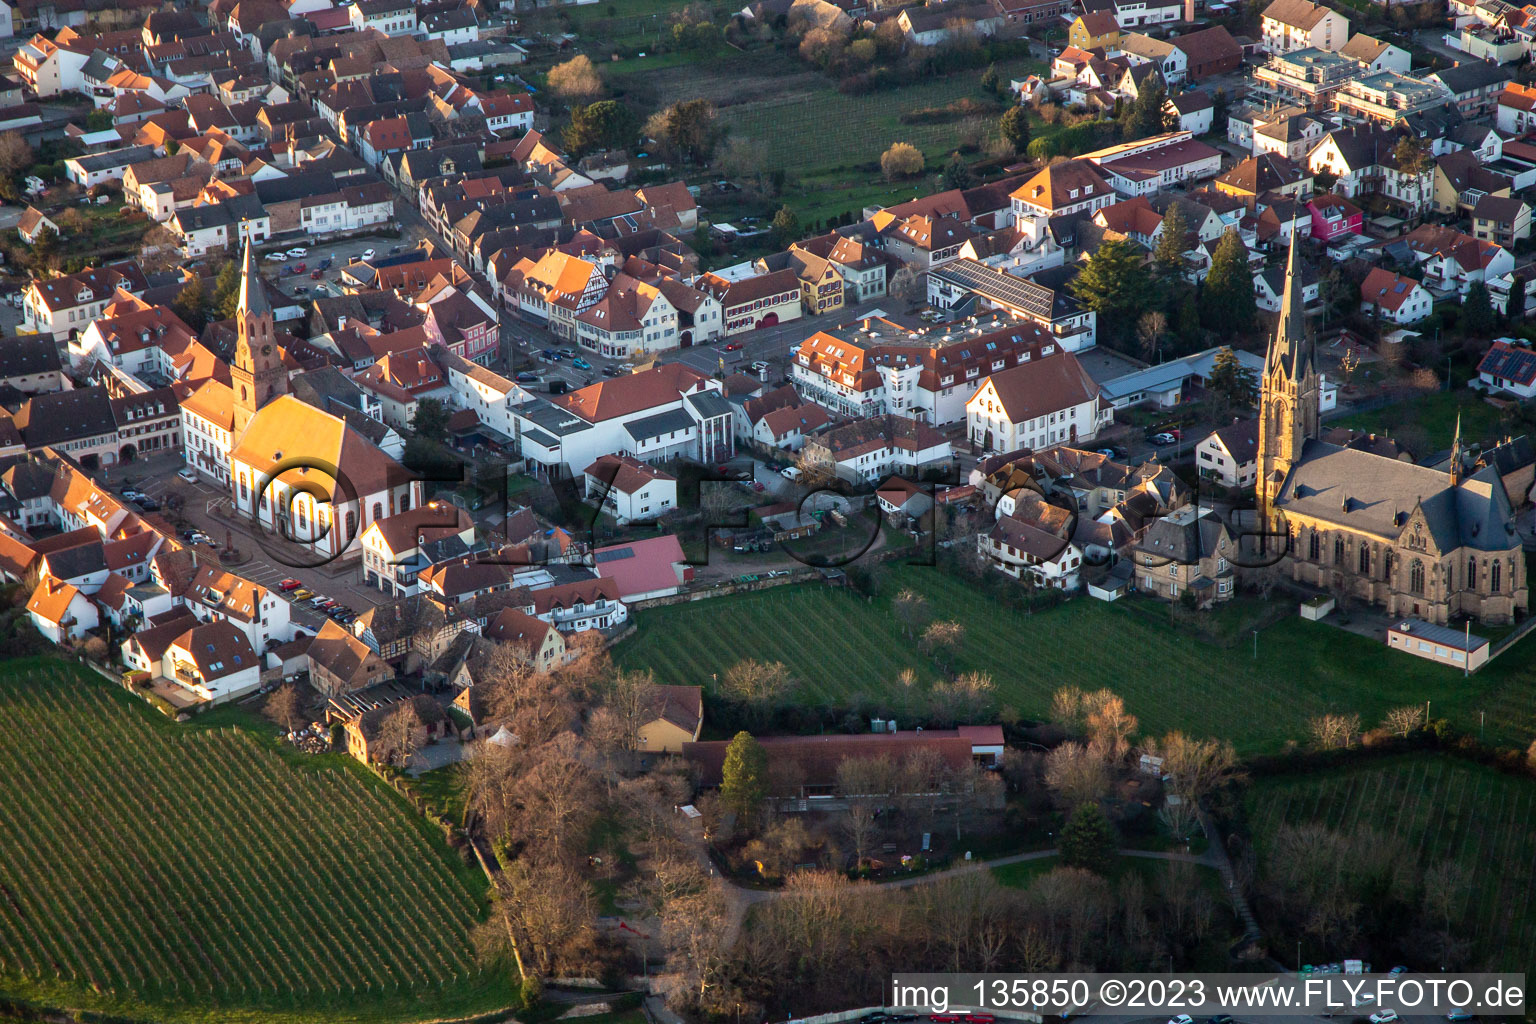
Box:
[1359,544,1370,575]
[1492,560,1502,593]
[1334,537,1344,564]
[1409,559,1425,595]
[1308,532,1320,560]
[1468,557,1477,589]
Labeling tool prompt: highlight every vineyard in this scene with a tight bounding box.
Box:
[617,567,1536,752]
[0,660,513,1024]
[1246,755,1536,971]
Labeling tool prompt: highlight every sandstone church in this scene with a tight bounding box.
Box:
[1256,242,1528,626]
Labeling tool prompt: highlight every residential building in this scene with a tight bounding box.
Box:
[1196,419,1259,487]
[1261,0,1348,54]
[1132,504,1237,606]
[965,351,1111,454]
[801,414,955,485]
[583,454,678,524]
[1477,340,1536,399]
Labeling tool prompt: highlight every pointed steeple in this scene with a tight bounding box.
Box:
[1269,236,1311,381]
[1450,412,1463,486]
[237,238,270,319]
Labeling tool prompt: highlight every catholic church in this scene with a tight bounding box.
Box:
[218,242,420,562]
[1257,242,1528,626]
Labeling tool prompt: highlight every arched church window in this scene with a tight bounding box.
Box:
[1410,559,1424,595]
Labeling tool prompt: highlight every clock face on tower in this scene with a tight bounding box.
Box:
[262,344,272,356]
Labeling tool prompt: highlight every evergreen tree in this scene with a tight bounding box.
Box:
[212,260,241,319]
[1120,73,1171,141]
[1206,346,1260,415]
[720,731,768,821]
[1060,803,1116,875]
[1152,202,1189,282]
[562,100,638,158]
[1070,237,1153,349]
[981,62,1000,94]
[941,152,973,191]
[1201,228,1256,336]
[411,397,451,441]
[172,276,210,332]
[1176,292,1202,347]
[999,105,1031,155]
[1211,87,1229,134]
[1464,281,1495,337]
[770,205,800,248]
[31,226,59,269]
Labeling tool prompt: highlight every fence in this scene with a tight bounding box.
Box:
[629,568,818,611]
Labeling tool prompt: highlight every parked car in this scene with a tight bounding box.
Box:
[1446,1011,1473,1021]
[1168,1016,1194,1024]
[1096,448,1116,457]
[557,347,576,358]
[361,248,376,260]
[572,356,591,370]
[310,268,323,279]
[1388,967,1409,976]
[515,372,540,383]
[177,467,197,483]
[602,365,622,376]
[265,252,287,262]
[287,247,308,257]
[137,497,160,511]
[1370,1012,1398,1023]
[1151,432,1177,445]
[724,341,743,351]
[781,466,802,481]
[750,360,770,372]
[293,589,313,600]
[318,257,333,270]
[292,263,305,273]
[1208,1015,1233,1024]
[278,579,302,591]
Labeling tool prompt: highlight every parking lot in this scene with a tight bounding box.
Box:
[121,457,382,634]
[258,233,415,305]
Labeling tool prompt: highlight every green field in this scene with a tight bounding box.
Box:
[0,660,513,1024]
[617,567,1536,753]
[1247,755,1536,971]
[1337,390,1511,458]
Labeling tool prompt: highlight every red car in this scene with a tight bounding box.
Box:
[293,262,306,272]
[278,578,302,591]
[724,342,743,351]
[310,268,323,279]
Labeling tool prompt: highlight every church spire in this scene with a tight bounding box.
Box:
[237,238,270,319]
[1269,236,1311,382]
[1450,412,1463,486]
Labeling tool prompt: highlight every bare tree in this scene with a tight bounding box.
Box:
[1383,704,1425,738]
[721,659,791,729]
[1050,685,1086,733]
[1420,860,1470,936]
[1153,731,1243,803]
[1157,796,1199,842]
[547,55,603,103]
[475,858,596,978]
[263,682,304,733]
[1308,712,1360,750]
[1043,742,1109,808]
[375,702,417,769]
[1082,689,1137,762]
[920,620,965,672]
[931,670,995,724]
[892,588,931,639]
[516,733,599,860]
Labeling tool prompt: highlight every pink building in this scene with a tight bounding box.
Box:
[1308,193,1363,241]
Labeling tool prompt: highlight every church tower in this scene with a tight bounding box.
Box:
[231,239,286,438]
[1256,239,1320,527]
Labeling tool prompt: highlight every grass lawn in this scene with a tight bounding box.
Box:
[1337,390,1511,456]
[1246,753,1536,971]
[616,565,1536,754]
[407,763,469,826]
[0,658,515,1024]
